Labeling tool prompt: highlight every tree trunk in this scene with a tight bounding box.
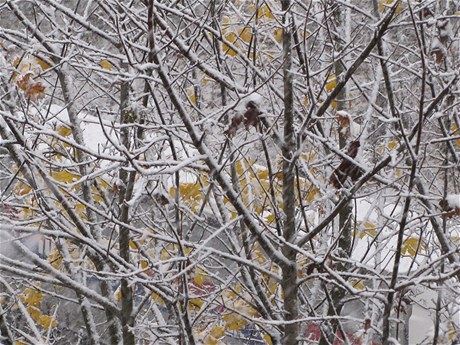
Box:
[281,1,299,344]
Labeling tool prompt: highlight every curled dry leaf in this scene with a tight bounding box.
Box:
[330,140,363,189]
[224,100,261,136]
[17,73,46,100]
[439,198,460,218]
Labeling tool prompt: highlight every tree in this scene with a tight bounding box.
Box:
[0,1,460,344]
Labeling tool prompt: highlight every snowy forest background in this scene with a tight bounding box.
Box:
[1,0,460,344]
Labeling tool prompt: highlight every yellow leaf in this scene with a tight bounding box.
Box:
[20,287,43,308]
[14,181,31,196]
[187,86,196,105]
[99,59,113,70]
[263,333,273,345]
[75,203,86,215]
[326,74,337,92]
[451,123,460,147]
[204,336,218,345]
[12,56,20,68]
[48,250,63,269]
[257,4,275,19]
[387,138,398,150]
[57,125,72,137]
[265,213,276,224]
[140,260,149,269]
[303,95,308,106]
[189,298,204,310]
[223,312,247,332]
[151,291,165,306]
[38,315,58,330]
[273,27,283,42]
[223,33,239,57]
[378,0,402,14]
[35,57,51,70]
[51,170,80,184]
[238,27,252,43]
[129,240,138,250]
[402,237,426,256]
[210,325,225,339]
[221,16,230,25]
[352,279,366,290]
[306,187,319,203]
[194,268,207,286]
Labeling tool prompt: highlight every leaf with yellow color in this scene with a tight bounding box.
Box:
[57,125,72,137]
[48,250,63,269]
[223,32,239,57]
[75,203,86,216]
[35,57,51,70]
[51,170,80,184]
[210,325,225,339]
[402,237,426,256]
[14,341,28,345]
[378,0,403,14]
[387,138,398,150]
[151,291,165,306]
[306,187,319,203]
[303,95,308,106]
[263,333,273,345]
[223,312,247,332]
[187,86,197,105]
[26,82,45,100]
[273,27,283,42]
[326,74,337,92]
[360,222,378,238]
[238,27,252,43]
[257,4,275,19]
[14,181,31,196]
[352,279,366,290]
[99,59,113,70]
[38,315,58,330]
[265,213,276,224]
[189,297,204,310]
[140,260,149,269]
[451,123,460,147]
[13,56,20,68]
[20,288,43,308]
[194,267,207,286]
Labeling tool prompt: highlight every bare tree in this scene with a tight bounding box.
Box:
[1,1,460,344]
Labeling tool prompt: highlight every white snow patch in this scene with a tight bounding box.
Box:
[445,194,460,208]
[235,92,264,113]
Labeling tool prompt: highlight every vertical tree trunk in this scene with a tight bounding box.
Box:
[280,1,299,344]
[320,2,353,344]
[118,69,135,345]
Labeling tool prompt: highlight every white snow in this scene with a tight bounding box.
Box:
[445,194,460,209]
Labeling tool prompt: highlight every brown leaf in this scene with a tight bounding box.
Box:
[439,199,460,218]
[243,101,261,129]
[17,73,33,91]
[224,100,261,136]
[337,113,350,128]
[364,318,371,331]
[224,114,244,136]
[330,140,363,189]
[26,82,45,100]
[433,48,444,64]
